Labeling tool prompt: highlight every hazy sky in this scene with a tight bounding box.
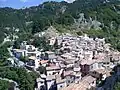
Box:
[0,0,75,9]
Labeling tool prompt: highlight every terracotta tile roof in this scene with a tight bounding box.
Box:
[81,60,96,65]
[82,75,96,84]
[61,76,96,90]
[64,71,74,76]
[39,60,49,64]
[46,65,60,71]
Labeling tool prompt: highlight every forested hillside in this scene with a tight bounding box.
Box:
[1,0,120,50]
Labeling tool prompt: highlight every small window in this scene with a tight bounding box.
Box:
[90,65,93,69]
[41,81,43,84]
[68,80,70,83]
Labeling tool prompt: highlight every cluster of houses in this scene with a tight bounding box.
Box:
[12,33,120,90]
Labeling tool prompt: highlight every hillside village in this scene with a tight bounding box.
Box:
[10,30,120,90]
[1,0,120,90]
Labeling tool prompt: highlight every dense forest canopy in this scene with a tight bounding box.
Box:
[1,0,120,29]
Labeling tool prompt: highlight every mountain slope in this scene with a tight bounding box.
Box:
[0,0,120,29]
[1,0,120,50]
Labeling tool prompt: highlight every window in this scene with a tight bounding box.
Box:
[41,81,43,84]
[90,65,93,70]
[68,80,70,83]
[92,81,94,84]
[60,85,62,88]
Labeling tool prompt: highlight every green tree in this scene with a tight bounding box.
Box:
[32,37,52,51]
[19,56,28,63]
[0,67,39,90]
[114,82,120,90]
[13,40,21,49]
[0,80,10,90]
[57,14,74,25]
[32,17,50,34]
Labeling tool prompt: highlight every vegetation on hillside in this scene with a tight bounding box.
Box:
[0,42,11,66]
[114,82,120,90]
[0,41,39,90]
[0,80,10,90]
[0,67,39,90]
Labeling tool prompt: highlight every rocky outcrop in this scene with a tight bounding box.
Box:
[43,26,59,39]
[72,13,102,31]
